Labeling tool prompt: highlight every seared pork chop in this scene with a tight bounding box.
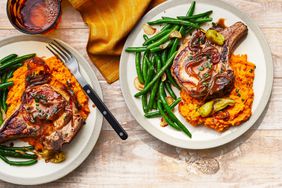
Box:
[0,57,85,152]
[171,22,248,100]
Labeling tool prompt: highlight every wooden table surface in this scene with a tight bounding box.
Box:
[0,0,281,187]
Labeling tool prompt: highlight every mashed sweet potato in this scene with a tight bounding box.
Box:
[179,54,255,132]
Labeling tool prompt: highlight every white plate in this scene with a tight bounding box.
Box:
[120,0,273,149]
[0,35,103,185]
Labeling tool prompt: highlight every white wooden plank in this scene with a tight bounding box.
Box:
[0,130,281,187]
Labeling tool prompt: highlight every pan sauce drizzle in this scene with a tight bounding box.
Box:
[183,30,221,98]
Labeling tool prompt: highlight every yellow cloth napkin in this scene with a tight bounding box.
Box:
[68,0,165,83]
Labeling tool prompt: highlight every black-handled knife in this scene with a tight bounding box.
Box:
[83,84,128,140]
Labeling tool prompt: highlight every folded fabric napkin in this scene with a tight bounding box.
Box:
[68,0,165,83]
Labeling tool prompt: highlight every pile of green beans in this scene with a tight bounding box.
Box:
[125,1,212,54]
[125,1,213,138]
[0,53,37,165]
[0,53,35,126]
[0,145,38,166]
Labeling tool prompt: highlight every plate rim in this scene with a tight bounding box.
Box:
[0,35,104,185]
[119,0,273,149]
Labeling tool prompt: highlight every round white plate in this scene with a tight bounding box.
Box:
[0,35,103,185]
[120,0,273,149]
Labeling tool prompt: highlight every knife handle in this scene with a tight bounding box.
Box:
[83,84,128,140]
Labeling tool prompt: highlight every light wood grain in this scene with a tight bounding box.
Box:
[0,0,281,187]
[1,130,282,187]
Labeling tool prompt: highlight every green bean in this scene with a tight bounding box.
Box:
[7,63,23,70]
[147,55,154,68]
[161,24,172,31]
[153,68,161,111]
[0,149,37,159]
[142,66,155,113]
[156,55,162,71]
[161,50,168,66]
[7,70,15,79]
[1,73,7,82]
[0,155,37,166]
[142,95,148,113]
[143,34,149,41]
[148,56,162,110]
[142,94,148,113]
[147,26,179,49]
[164,81,177,99]
[187,1,196,17]
[161,84,167,97]
[150,47,164,53]
[159,83,192,138]
[0,54,35,70]
[145,97,181,118]
[135,51,177,97]
[143,29,171,46]
[135,52,145,84]
[152,96,158,110]
[2,89,7,112]
[193,17,213,24]
[163,57,180,90]
[0,108,3,125]
[177,10,213,20]
[0,54,17,65]
[157,100,180,130]
[142,54,148,82]
[151,54,157,67]
[1,74,8,112]
[146,66,155,83]
[168,38,179,56]
[0,145,34,151]
[125,47,147,53]
[148,18,199,28]
[166,72,180,90]
[0,82,13,90]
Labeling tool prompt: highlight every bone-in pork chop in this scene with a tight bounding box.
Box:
[171,22,248,100]
[0,57,85,152]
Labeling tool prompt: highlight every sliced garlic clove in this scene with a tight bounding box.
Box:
[160,117,168,127]
[169,30,182,39]
[161,73,167,82]
[166,96,174,106]
[143,24,156,35]
[134,77,144,91]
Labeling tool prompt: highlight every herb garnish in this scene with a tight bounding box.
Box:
[202,82,208,87]
[204,62,212,69]
[203,73,210,78]
[235,89,241,97]
[198,66,204,71]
